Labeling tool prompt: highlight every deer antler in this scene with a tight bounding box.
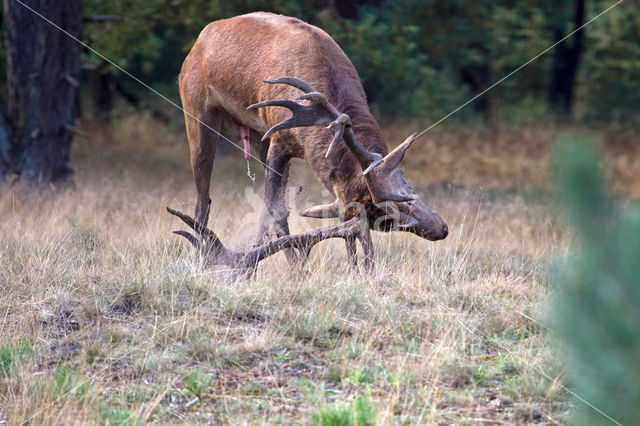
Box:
[248,77,383,175]
[167,207,363,278]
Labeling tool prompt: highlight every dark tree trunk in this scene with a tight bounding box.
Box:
[1,0,82,185]
[0,101,12,180]
[86,68,113,121]
[548,0,586,118]
[461,61,492,121]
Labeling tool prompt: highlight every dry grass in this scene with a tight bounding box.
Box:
[381,121,640,197]
[0,111,634,424]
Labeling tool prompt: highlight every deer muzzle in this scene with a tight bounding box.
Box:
[371,199,448,241]
[399,200,448,241]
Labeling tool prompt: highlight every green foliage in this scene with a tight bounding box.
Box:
[99,407,139,426]
[312,395,376,426]
[321,8,467,119]
[3,1,636,123]
[50,0,631,124]
[51,364,92,400]
[182,370,212,398]
[579,4,640,123]
[0,341,33,376]
[551,139,640,425]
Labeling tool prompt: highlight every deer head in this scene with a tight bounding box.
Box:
[364,133,449,241]
[250,78,448,242]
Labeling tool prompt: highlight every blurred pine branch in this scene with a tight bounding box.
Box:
[551,138,640,425]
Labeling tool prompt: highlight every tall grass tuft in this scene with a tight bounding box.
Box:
[312,395,376,426]
[551,139,640,425]
[0,341,33,376]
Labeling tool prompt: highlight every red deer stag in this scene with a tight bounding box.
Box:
[169,12,448,271]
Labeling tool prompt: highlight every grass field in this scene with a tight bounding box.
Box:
[1,112,636,424]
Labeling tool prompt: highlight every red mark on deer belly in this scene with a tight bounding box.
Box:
[239,125,251,160]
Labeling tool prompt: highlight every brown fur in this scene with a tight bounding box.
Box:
[179,13,379,208]
[179,12,447,264]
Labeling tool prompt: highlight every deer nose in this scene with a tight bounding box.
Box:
[442,224,449,238]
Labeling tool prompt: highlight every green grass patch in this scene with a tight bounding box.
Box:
[0,341,33,376]
[182,370,212,398]
[312,395,376,426]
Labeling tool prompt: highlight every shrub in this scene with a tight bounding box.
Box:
[551,139,640,425]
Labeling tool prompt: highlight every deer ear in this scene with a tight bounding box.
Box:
[381,132,417,171]
[299,200,340,218]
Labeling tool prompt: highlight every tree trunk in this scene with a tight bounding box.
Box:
[0,101,12,180]
[461,60,492,121]
[1,0,82,185]
[86,68,113,121]
[548,0,586,118]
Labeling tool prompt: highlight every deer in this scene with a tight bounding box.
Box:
[169,12,448,273]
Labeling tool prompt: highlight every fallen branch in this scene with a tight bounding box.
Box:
[167,207,362,278]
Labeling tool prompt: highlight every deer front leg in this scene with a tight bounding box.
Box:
[345,235,358,270]
[255,147,299,265]
[357,217,375,272]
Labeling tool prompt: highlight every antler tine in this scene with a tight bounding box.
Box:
[248,99,301,111]
[248,97,331,141]
[264,77,317,93]
[172,230,201,249]
[324,114,348,157]
[166,207,221,244]
[248,77,384,175]
[343,128,383,175]
[247,217,362,265]
[167,207,202,232]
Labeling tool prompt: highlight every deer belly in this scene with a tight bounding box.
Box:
[206,85,268,133]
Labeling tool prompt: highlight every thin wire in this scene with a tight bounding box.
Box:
[533,368,622,426]
[448,311,623,425]
[515,311,623,424]
[12,0,283,177]
[413,0,624,141]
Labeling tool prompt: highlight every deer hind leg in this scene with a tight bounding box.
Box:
[186,109,223,229]
[255,145,298,264]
